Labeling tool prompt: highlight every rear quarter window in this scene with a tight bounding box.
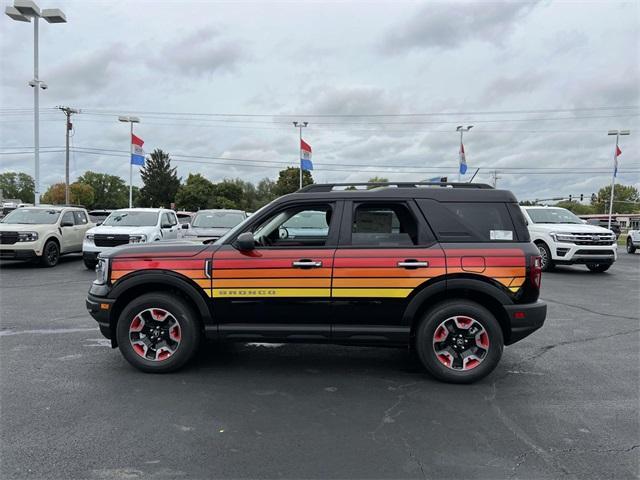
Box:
[417,200,522,243]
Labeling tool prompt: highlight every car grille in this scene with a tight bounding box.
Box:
[0,232,18,245]
[575,249,615,256]
[93,234,130,247]
[564,233,616,245]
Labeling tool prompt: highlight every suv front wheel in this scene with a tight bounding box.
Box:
[536,242,554,272]
[415,300,504,384]
[116,292,201,373]
[627,238,636,254]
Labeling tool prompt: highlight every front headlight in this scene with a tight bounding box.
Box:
[85,233,94,241]
[17,232,38,242]
[94,258,110,285]
[549,232,573,242]
[129,234,147,243]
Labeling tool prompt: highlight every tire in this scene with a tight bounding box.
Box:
[40,240,60,267]
[83,258,97,270]
[415,300,504,384]
[536,242,554,272]
[586,263,611,273]
[627,239,636,254]
[116,292,201,373]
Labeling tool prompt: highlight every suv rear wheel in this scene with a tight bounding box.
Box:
[116,292,201,373]
[83,258,97,270]
[415,300,504,384]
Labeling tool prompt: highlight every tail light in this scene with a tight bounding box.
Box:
[530,255,542,289]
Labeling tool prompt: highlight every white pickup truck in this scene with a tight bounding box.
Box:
[521,206,617,273]
[627,229,640,254]
[82,208,180,269]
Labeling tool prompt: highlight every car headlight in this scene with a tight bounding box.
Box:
[94,258,110,285]
[549,232,573,242]
[85,233,94,241]
[17,231,38,242]
[129,234,147,243]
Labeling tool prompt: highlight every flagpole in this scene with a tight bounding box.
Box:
[298,124,302,189]
[129,122,133,208]
[606,129,631,230]
[458,128,463,183]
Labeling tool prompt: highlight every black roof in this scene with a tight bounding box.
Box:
[284,182,518,203]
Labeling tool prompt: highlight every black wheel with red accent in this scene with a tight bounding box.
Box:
[116,292,201,373]
[415,300,503,383]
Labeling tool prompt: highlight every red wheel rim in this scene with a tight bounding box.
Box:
[129,308,182,361]
[432,316,489,371]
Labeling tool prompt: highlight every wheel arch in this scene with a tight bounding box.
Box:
[107,271,212,347]
[404,276,514,344]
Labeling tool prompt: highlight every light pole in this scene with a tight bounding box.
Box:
[606,129,630,229]
[6,1,67,205]
[456,125,473,182]
[293,121,308,189]
[118,116,141,208]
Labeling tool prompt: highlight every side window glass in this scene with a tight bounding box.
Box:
[73,211,88,224]
[61,211,75,225]
[161,213,169,226]
[170,213,178,226]
[252,204,332,248]
[351,203,418,246]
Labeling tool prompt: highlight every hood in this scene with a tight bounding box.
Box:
[529,223,614,234]
[101,240,216,259]
[0,223,56,233]
[183,227,229,237]
[87,225,158,236]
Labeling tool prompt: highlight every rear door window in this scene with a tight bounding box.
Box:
[418,200,518,242]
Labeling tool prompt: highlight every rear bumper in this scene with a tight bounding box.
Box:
[86,293,115,343]
[504,301,547,345]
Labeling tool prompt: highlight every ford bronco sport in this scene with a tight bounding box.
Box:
[86,182,546,383]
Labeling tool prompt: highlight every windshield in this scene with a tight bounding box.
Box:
[526,208,583,224]
[1,208,60,224]
[192,211,245,229]
[101,211,159,227]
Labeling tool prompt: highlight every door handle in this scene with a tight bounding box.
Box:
[292,260,323,268]
[397,259,429,268]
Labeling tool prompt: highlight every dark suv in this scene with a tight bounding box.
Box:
[86,182,546,383]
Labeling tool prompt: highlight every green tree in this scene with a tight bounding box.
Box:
[519,200,538,206]
[368,176,388,183]
[255,178,277,208]
[41,182,95,206]
[175,173,215,211]
[273,167,313,197]
[591,184,640,214]
[76,171,129,209]
[138,149,181,207]
[0,172,35,203]
[210,180,243,209]
[225,178,258,211]
[554,200,595,215]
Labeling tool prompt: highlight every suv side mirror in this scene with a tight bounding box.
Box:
[235,232,255,251]
[181,223,189,229]
[61,221,73,227]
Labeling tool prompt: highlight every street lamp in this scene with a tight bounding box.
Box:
[119,116,141,208]
[5,0,67,206]
[456,125,473,182]
[606,129,631,229]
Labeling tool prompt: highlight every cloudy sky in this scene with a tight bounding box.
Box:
[1,0,639,202]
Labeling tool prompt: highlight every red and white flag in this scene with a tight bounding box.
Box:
[300,139,313,171]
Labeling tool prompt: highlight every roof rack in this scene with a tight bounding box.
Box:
[298,182,494,193]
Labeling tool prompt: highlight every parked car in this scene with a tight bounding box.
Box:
[176,212,194,225]
[0,206,94,267]
[181,209,247,242]
[627,229,640,254]
[86,182,546,383]
[521,206,617,272]
[88,209,113,225]
[586,218,621,238]
[82,208,180,269]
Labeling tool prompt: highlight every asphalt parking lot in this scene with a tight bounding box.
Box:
[1,253,638,479]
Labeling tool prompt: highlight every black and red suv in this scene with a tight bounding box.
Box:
[86,182,546,383]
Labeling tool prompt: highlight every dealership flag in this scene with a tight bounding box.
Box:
[614,145,622,177]
[131,134,145,166]
[459,143,467,175]
[300,138,313,171]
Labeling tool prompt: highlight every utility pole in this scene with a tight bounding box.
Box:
[118,116,141,208]
[606,129,630,229]
[58,106,78,204]
[293,121,308,189]
[456,125,473,182]
[491,170,502,188]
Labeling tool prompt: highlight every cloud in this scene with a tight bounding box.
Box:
[482,71,546,100]
[379,1,540,54]
[147,27,245,76]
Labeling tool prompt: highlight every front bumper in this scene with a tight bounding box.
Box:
[0,248,38,260]
[86,291,115,344]
[551,242,617,264]
[504,301,547,345]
